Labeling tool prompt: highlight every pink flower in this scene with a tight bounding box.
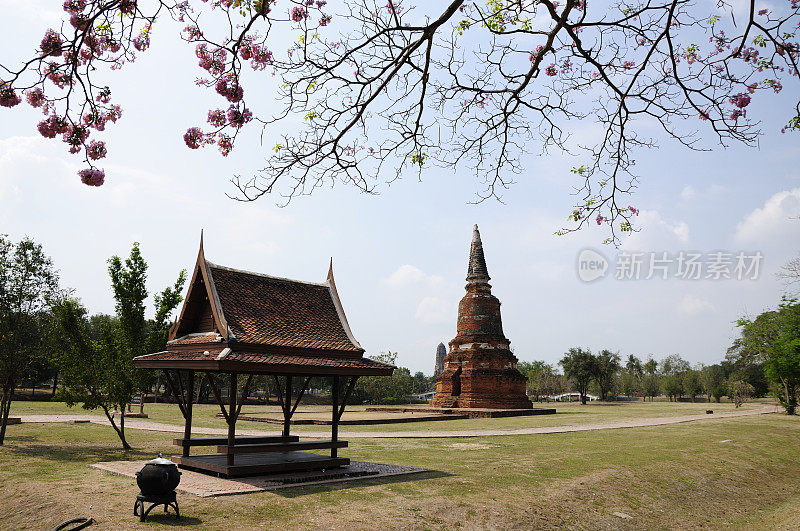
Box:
[78,168,105,186]
[87,139,107,160]
[699,109,710,120]
[730,93,751,108]
[63,0,85,13]
[119,0,137,14]
[529,45,544,63]
[595,214,607,225]
[184,127,205,149]
[628,205,639,215]
[545,64,558,76]
[133,33,150,52]
[40,29,63,57]
[291,7,307,21]
[207,109,227,127]
[215,74,244,102]
[0,83,22,108]
[226,105,252,128]
[37,115,68,138]
[25,88,45,108]
[218,134,233,156]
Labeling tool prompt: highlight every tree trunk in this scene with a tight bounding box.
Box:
[102,404,131,450]
[51,374,58,397]
[0,384,15,446]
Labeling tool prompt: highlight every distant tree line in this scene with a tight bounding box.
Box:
[518,348,771,408]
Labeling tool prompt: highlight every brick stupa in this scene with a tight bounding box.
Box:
[430,225,532,409]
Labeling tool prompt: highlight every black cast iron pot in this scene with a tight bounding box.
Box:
[136,454,181,496]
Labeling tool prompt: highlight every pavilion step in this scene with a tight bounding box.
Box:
[216,440,348,454]
[173,435,299,447]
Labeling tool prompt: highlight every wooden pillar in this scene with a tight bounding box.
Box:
[283,376,293,437]
[227,372,237,467]
[183,370,194,457]
[331,375,339,458]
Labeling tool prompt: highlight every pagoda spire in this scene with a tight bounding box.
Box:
[466,224,491,284]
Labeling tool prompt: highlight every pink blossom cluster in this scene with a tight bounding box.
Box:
[133,31,150,52]
[78,168,104,186]
[628,205,639,215]
[81,105,122,131]
[119,0,137,15]
[184,25,203,41]
[595,214,607,225]
[730,93,751,108]
[226,105,252,128]
[291,7,307,21]
[208,109,227,127]
[184,127,206,149]
[545,64,558,76]
[63,124,90,153]
[37,115,69,138]
[26,88,45,107]
[218,134,233,156]
[87,139,107,160]
[196,44,227,75]
[215,73,244,102]
[621,60,635,70]
[239,37,274,70]
[63,0,86,13]
[529,45,545,63]
[0,82,22,108]
[40,29,63,57]
[699,109,710,121]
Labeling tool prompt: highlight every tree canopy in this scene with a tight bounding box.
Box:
[1,0,798,241]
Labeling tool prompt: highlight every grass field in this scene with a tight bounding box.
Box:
[7,398,775,433]
[1,400,799,529]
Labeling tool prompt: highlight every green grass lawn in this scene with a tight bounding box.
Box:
[9,398,775,434]
[1,402,799,529]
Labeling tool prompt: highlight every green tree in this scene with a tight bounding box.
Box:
[519,360,559,402]
[661,354,690,401]
[0,236,60,446]
[735,300,800,415]
[560,348,596,405]
[353,351,413,404]
[700,364,727,403]
[728,379,754,408]
[643,357,658,376]
[55,243,185,448]
[682,369,702,402]
[594,350,621,401]
[642,374,661,402]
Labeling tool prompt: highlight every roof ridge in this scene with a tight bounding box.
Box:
[206,261,328,287]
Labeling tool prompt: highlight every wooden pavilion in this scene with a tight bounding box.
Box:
[134,237,393,478]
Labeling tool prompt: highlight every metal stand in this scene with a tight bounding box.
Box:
[133,491,180,522]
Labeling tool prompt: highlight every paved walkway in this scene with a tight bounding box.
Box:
[16,405,778,439]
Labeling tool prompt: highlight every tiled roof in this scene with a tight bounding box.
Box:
[207,264,362,353]
[168,333,221,346]
[134,350,394,375]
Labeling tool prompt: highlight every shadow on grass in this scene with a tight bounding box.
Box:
[6,442,153,463]
[271,469,451,498]
[139,514,203,526]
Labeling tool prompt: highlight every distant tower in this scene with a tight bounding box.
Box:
[433,343,446,377]
[430,225,532,409]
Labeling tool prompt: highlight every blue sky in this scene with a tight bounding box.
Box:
[1,0,798,374]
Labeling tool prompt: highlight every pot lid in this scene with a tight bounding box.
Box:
[147,453,176,466]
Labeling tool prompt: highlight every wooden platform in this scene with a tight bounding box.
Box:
[175,451,350,478]
[366,406,556,418]
[232,412,469,425]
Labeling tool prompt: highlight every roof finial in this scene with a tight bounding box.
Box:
[466,224,490,284]
[200,229,204,251]
[327,257,334,282]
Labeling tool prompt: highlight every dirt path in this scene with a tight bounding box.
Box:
[16,405,779,438]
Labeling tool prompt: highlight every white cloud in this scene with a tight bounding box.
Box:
[415,297,452,324]
[735,188,800,244]
[622,209,690,250]
[681,185,696,201]
[383,264,443,289]
[678,294,715,315]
